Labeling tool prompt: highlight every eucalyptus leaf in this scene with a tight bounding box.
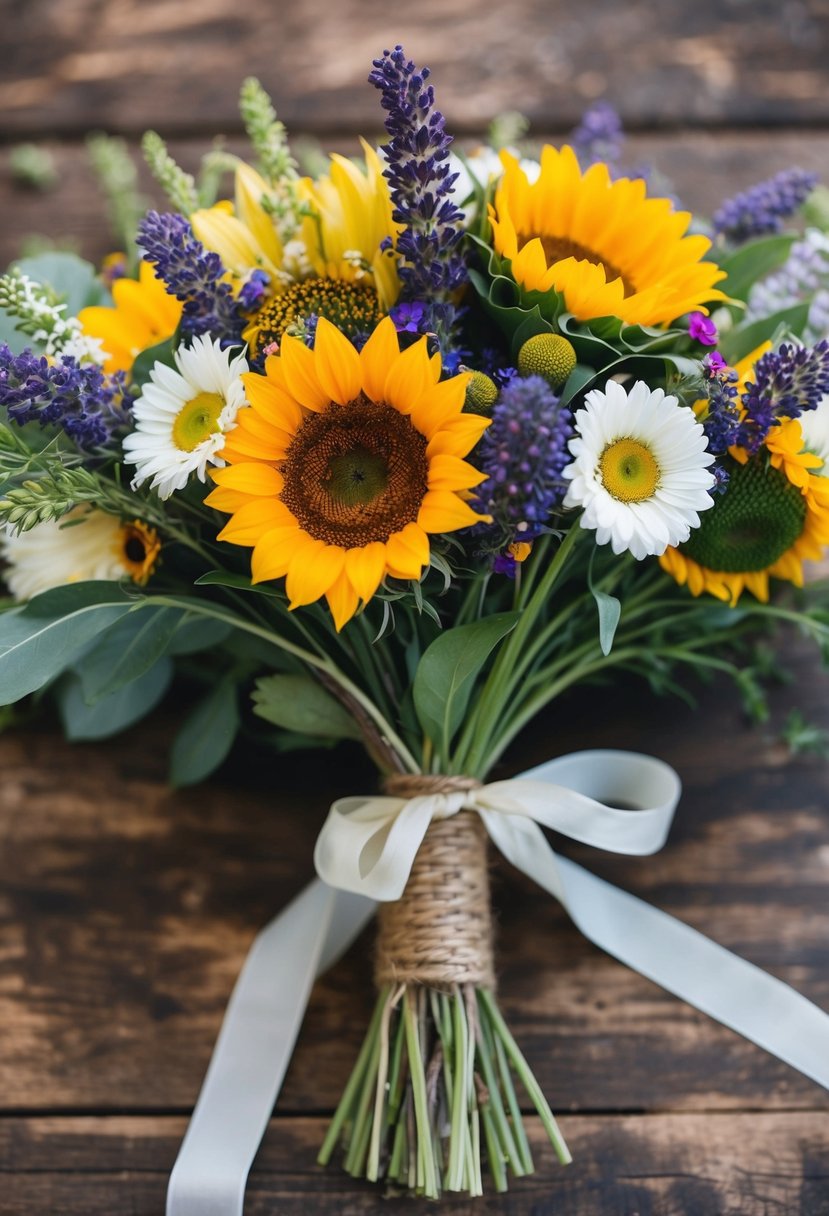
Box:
[14,251,104,313]
[170,678,240,787]
[58,658,172,740]
[79,606,183,701]
[195,569,283,598]
[0,583,137,704]
[719,304,810,364]
[717,235,796,304]
[251,673,362,739]
[413,612,519,752]
[167,614,234,655]
[593,591,621,656]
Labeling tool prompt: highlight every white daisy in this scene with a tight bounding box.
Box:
[1,509,159,602]
[798,395,829,472]
[562,379,717,560]
[123,334,248,500]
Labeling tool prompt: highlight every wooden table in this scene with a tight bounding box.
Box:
[2,3,829,1212]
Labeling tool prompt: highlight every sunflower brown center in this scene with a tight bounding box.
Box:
[280,395,429,547]
[517,231,634,296]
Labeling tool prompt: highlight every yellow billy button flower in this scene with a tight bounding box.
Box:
[206,316,490,630]
[489,145,726,327]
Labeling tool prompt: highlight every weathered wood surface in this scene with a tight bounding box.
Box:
[1,1113,827,1215]
[2,0,829,138]
[1,636,828,1213]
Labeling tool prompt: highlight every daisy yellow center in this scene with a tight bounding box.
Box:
[172,392,225,452]
[681,458,806,572]
[517,231,634,295]
[599,438,660,502]
[280,395,429,547]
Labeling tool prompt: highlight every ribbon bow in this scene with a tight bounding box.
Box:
[167,749,829,1216]
[314,750,680,900]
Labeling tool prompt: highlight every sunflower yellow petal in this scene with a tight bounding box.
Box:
[211,463,284,497]
[326,570,362,631]
[251,523,306,583]
[384,336,433,414]
[313,317,363,405]
[427,453,487,491]
[286,541,345,607]
[384,523,430,579]
[345,542,387,603]
[217,498,294,546]
[280,333,331,412]
[360,316,401,401]
[418,490,485,533]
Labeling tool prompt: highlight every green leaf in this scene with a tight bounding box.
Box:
[0,582,136,704]
[194,569,283,598]
[593,591,621,656]
[413,612,519,752]
[130,335,177,390]
[79,606,183,701]
[717,235,796,304]
[58,658,172,740]
[719,304,811,364]
[167,613,234,655]
[558,362,595,408]
[14,251,104,313]
[251,673,362,739]
[170,678,240,787]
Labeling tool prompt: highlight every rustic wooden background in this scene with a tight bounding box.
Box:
[1,2,829,1213]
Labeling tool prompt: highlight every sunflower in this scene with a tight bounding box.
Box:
[205,316,489,629]
[1,509,160,601]
[660,419,829,603]
[78,261,182,374]
[191,162,286,285]
[299,141,402,311]
[488,145,726,327]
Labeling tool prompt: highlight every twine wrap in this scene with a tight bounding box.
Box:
[374,775,495,990]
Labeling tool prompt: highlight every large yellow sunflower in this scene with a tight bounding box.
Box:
[489,145,726,327]
[78,261,182,374]
[660,418,829,604]
[205,317,489,629]
[300,141,402,311]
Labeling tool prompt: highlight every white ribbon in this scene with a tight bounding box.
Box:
[168,749,829,1216]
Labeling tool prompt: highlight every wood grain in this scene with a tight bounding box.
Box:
[2,0,828,139]
[0,1113,827,1215]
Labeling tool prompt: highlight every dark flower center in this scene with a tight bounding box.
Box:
[680,458,806,572]
[247,280,384,354]
[280,395,429,547]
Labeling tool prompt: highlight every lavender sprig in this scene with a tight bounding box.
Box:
[368,46,467,354]
[569,101,624,170]
[713,169,817,244]
[737,339,829,453]
[137,211,244,343]
[473,375,573,552]
[0,344,131,450]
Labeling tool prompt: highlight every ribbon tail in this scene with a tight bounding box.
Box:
[166,879,375,1216]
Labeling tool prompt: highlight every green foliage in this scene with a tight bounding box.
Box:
[716,234,796,305]
[0,583,137,704]
[86,133,149,263]
[141,131,199,215]
[252,673,362,740]
[719,305,811,365]
[239,77,299,188]
[413,613,518,755]
[9,144,58,191]
[14,251,106,314]
[57,659,172,740]
[78,607,183,701]
[780,709,829,758]
[170,677,240,786]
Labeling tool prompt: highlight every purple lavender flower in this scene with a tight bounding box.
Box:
[390,300,426,333]
[137,211,244,343]
[738,339,829,453]
[237,269,270,313]
[713,169,817,244]
[0,344,131,449]
[746,228,829,344]
[492,551,519,578]
[368,46,467,353]
[701,358,741,456]
[569,101,624,170]
[689,312,718,346]
[473,375,573,547]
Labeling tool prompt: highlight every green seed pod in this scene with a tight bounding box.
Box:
[464,370,499,415]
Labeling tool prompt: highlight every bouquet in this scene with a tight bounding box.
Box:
[2,44,829,1207]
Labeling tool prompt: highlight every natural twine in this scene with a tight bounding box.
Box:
[374,775,495,990]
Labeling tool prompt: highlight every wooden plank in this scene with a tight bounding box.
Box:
[2,129,829,271]
[2,1,829,139]
[1,632,827,1116]
[0,1113,827,1214]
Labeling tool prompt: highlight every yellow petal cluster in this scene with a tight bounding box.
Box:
[78,261,182,374]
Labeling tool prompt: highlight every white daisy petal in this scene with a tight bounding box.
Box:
[561,379,717,560]
[123,335,249,500]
